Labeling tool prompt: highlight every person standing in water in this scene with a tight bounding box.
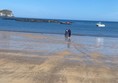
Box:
[65,29,71,48]
[65,29,69,38]
[68,29,71,39]
[65,29,71,39]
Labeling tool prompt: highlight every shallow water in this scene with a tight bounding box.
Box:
[0,31,118,57]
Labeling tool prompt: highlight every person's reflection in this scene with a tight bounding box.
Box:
[67,38,71,48]
[65,37,71,48]
[96,37,104,47]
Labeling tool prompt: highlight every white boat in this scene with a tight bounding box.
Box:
[96,22,105,27]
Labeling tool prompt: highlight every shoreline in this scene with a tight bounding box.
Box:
[0,30,118,38]
[0,31,117,83]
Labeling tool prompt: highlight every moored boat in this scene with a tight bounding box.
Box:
[96,22,105,27]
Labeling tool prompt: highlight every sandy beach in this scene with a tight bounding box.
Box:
[0,31,117,83]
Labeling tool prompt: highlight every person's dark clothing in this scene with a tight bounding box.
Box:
[68,29,71,37]
[65,29,69,38]
[65,29,71,39]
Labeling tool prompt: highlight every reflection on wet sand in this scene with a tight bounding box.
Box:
[65,37,71,48]
[96,37,104,47]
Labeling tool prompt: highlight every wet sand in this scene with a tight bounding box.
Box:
[0,31,118,83]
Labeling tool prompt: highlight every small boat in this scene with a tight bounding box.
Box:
[96,22,105,27]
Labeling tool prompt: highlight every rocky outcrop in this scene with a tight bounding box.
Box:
[0,9,14,17]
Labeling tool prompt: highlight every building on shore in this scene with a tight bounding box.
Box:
[0,9,14,17]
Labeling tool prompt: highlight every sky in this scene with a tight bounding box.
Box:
[0,0,118,21]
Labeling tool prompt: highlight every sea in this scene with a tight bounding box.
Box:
[0,17,118,37]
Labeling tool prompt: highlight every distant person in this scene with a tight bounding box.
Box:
[65,29,71,39]
[65,29,69,38]
[68,29,71,38]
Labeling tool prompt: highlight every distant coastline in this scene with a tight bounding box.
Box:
[1,16,73,25]
[1,16,117,24]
